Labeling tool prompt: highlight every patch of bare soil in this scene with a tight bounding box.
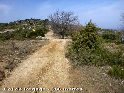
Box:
[0,40,48,86]
[0,39,73,93]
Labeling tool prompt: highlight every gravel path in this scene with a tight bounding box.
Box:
[1,35,75,93]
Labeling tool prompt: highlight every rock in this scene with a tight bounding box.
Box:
[42,37,47,40]
[36,36,42,40]
[121,80,124,85]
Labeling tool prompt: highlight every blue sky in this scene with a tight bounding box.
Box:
[0,0,124,29]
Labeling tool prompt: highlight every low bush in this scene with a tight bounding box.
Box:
[102,30,121,44]
[27,27,48,38]
[0,27,48,41]
[108,65,124,79]
[67,21,124,79]
[0,32,14,41]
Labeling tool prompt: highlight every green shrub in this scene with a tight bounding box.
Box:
[102,31,116,40]
[108,65,124,79]
[108,51,124,66]
[0,27,48,40]
[102,30,121,43]
[67,21,124,79]
[12,29,29,40]
[0,32,14,41]
[67,21,104,65]
[27,27,48,38]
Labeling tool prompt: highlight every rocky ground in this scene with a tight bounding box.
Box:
[0,40,49,86]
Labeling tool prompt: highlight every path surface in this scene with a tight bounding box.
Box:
[1,31,82,93]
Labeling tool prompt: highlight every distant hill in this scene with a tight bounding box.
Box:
[0,19,49,40]
[0,18,49,31]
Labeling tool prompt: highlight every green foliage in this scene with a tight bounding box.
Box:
[0,32,14,41]
[26,27,48,38]
[12,28,30,40]
[0,27,48,41]
[67,21,124,79]
[108,51,124,66]
[67,21,103,65]
[0,18,49,41]
[0,23,8,31]
[108,65,124,79]
[102,29,121,43]
[102,31,116,40]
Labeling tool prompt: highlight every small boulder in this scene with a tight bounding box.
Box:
[36,36,42,40]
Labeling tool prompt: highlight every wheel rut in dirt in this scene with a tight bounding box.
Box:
[1,39,74,93]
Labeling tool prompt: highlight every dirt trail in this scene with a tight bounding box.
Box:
[0,31,80,93]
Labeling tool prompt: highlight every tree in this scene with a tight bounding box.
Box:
[67,21,104,65]
[49,11,79,39]
[72,20,100,53]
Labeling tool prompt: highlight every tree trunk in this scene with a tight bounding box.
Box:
[61,31,65,39]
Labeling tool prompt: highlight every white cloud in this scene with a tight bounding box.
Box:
[71,2,122,29]
[35,1,122,29]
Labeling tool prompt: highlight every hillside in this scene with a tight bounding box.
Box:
[0,19,49,32]
[0,19,49,41]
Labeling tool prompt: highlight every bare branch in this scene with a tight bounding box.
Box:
[49,11,79,38]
